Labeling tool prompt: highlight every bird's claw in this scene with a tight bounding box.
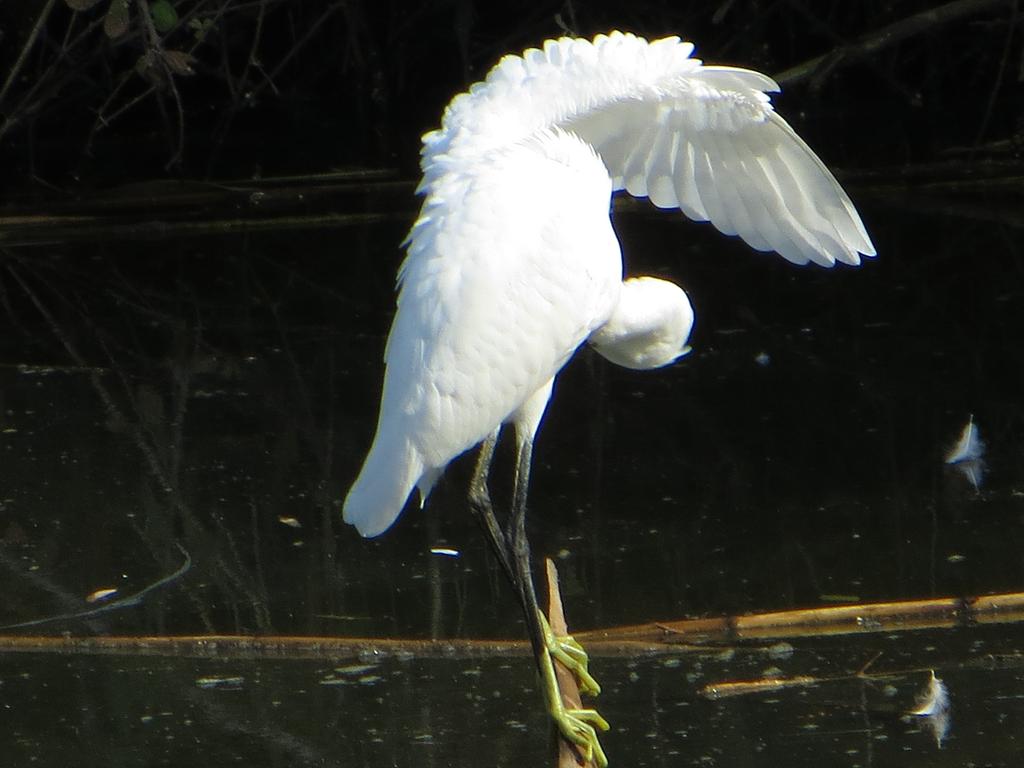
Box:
[552,705,610,767]
[537,609,602,696]
[553,633,602,696]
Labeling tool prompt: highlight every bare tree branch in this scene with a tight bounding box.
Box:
[0,0,60,142]
[776,0,1013,87]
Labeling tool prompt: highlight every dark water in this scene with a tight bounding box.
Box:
[5,629,1024,766]
[2,196,1023,766]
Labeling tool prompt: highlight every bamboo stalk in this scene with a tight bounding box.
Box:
[574,592,1024,646]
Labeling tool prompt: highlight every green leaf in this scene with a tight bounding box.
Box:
[150,0,178,34]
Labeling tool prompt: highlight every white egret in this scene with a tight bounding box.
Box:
[344,31,875,765]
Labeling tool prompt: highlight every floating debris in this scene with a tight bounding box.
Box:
[334,663,378,676]
[700,674,817,699]
[767,642,795,660]
[319,662,383,687]
[944,415,986,491]
[195,676,245,690]
[85,588,119,604]
[945,415,984,464]
[429,547,460,557]
[318,677,348,686]
[277,515,302,528]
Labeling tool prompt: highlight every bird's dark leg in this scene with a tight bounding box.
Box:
[510,435,609,767]
[509,436,599,690]
[468,428,608,765]
[468,432,517,588]
[508,435,544,653]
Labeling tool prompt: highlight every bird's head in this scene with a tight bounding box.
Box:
[589,276,693,370]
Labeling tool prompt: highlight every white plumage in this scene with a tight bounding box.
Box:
[344,31,875,538]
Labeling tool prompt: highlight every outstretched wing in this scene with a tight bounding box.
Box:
[425,32,875,267]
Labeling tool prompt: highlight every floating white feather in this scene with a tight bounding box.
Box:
[907,670,951,747]
[944,415,984,464]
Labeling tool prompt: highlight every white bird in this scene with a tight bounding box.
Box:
[343,31,875,765]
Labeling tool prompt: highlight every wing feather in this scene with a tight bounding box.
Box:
[642,114,678,208]
[673,139,707,222]
[423,31,874,267]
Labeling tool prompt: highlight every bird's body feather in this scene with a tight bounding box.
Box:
[343,32,875,537]
[345,131,621,536]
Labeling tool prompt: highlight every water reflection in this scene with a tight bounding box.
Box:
[5,628,1024,766]
[1,200,1023,765]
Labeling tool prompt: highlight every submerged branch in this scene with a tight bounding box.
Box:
[0,545,192,630]
[2,591,1024,659]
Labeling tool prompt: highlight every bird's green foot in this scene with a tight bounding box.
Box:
[536,609,609,766]
[551,701,610,767]
[537,609,602,696]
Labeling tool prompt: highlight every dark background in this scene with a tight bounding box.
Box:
[0,0,1020,197]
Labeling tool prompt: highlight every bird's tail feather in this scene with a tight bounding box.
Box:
[343,435,424,538]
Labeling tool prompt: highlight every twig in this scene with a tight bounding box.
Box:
[0,0,59,109]
[136,0,188,167]
[0,544,192,630]
[91,81,159,137]
[1,5,121,146]
[237,0,269,102]
[205,1,343,173]
[700,650,928,701]
[973,0,1020,148]
[0,0,60,143]
[245,1,344,103]
[86,0,228,151]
